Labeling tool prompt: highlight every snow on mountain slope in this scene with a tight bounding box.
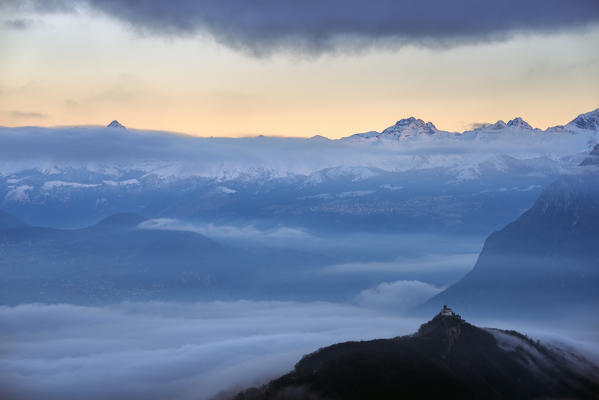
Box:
[342,117,445,142]
[463,117,539,136]
[566,108,599,131]
[344,110,599,145]
[42,181,101,190]
[506,117,534,130]
[0,110,596,189]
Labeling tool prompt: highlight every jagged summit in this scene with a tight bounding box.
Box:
[470,117,533,132]
[506,117,533,130]
[486,120,507,130]
[568,108,599,130]
[341,108,599,141]
[381,117,438,137]
[107,120,126,129]
[342,117,439,141]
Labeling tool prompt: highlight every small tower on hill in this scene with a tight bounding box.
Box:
[440,305,454,316]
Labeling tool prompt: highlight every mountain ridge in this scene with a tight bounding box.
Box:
[422,144,599,319]
[0,210,335,305]
[568,108,599,131]
[342,107,599,141]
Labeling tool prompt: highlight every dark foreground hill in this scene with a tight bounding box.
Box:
[422,144,599,319]
[232,310,599,400]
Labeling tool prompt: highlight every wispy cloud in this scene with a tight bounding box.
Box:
[323,253,479,274]
[8,110,48,119]
[0,301,420,400]
[357,280,443,311]
[139,219,310,243]
[1,301,597,400]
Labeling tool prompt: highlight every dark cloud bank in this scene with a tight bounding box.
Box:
[4,0,599,54]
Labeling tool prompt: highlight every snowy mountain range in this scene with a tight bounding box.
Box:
[0,108,597,229]
[342,108,599,142]
[344,117,441,141]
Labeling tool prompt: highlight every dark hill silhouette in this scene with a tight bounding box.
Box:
[0,212,330,304]
[233,308,599,400]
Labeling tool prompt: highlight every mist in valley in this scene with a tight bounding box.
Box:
[1,301,597,400]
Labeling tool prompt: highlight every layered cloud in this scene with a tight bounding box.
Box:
[3,0,599,55]
[0,301,420,400]
[0,123,594,179]
[139,218,311,243]
[323,253,479,274]
[2,301,597,400]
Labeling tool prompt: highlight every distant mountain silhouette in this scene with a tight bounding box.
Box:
[106,120,126,129]
[90,212,147,231]
[0,212,330,304]
[233,309,599,400]
[0,210,25,229]
[422,144,599,318]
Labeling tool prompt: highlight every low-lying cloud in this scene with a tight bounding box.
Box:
[0,124,594,180]
[139,219,310,243]
[0,301,421,400]
[357,280,443,311]
[8,110,48,119]
[323,253,478,274]
[2,301,597,400]
[137,221,483,274]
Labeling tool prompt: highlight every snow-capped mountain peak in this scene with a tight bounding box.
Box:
[567,108,599,131]
[487,120,507,130]
[340,107,598,142]
[381,117,438,137]
[107,120,126,129]
[465,118,535,135]
[506,117,533,130]
[342,117,439,141]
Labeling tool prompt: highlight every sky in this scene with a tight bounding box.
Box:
[1,0,598,138]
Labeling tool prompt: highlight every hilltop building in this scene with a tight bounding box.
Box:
[441,305,454,316]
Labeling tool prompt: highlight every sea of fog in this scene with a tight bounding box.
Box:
[1,301,598,400]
